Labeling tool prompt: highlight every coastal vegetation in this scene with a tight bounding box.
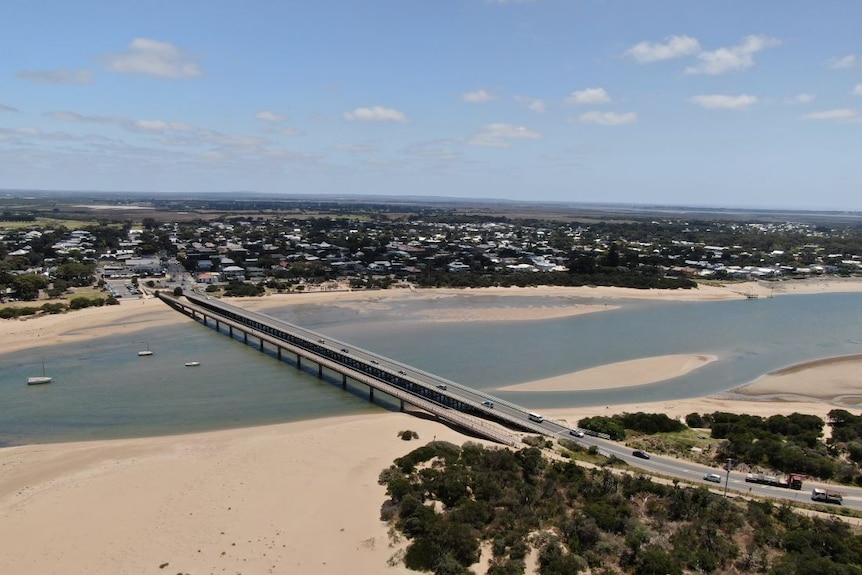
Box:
[586,410,862,486]
[378,441,862,575]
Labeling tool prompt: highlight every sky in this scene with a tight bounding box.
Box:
[1,1,860,210]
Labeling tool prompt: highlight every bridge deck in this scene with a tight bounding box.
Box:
[159,292,577,444]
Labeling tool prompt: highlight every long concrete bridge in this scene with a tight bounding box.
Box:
[158,291,581,445]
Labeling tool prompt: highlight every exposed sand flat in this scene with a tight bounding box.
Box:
[3,279,862,574]
[732,354,862,402]
[0,413,479,575]
[499,354,718,392]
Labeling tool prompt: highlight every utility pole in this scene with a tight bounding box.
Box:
[724,458,734,498]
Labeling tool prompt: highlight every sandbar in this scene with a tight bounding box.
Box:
[3,280,862,574]
[499,354,718,392]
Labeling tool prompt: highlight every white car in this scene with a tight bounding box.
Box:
[704,473,722,483]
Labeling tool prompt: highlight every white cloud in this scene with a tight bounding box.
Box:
[577,111,637,126]
[625,35,701,63]
[854,84,862,96]
[685,35,781,75]
[255,110,286,123]
[16,68,94,85]
[827,54,857,70]
[787,93,815,104]
[467,123,540,147]
[567,88,611,105]
[0,103,19,113]
[275,128,303,136]
[336,143,377,153]
[130,119,196,133]
[513,95,545,113]
[462,89,495,103]
[800,108,858,120]
[343,106,407,122]
[103,38,203,78]
[690,94,758,110]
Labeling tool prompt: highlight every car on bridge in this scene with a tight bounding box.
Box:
[436,384,447,390]
[482,400,494,408]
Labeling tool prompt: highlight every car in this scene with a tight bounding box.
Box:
[340,348,349,353]
[370,360,379,365]
[318,339,325,343]
[704,473,722,483]
[398,370,406,375]
[569,429,585,438]
[436,384,447,390]
[482,400,494,408]
[632,450,651,460]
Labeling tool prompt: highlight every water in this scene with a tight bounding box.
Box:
[2,292,861,446]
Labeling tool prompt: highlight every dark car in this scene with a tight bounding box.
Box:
[632,450,651,460]
[340,348,349,353]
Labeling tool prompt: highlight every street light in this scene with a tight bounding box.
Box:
[724,458,734,498]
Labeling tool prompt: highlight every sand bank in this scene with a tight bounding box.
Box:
[499,354,717,392]
[731,354,862,404]
[4,283,862,573]
[0,412,481,575]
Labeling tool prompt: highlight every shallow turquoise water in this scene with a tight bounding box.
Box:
[2,292,861,446]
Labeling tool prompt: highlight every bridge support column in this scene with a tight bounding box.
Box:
[369,387,374,402]
[318,364,323,378]
[203,315,208,326]
[296,355,301,369]
[400,399,404,412]
[259,338,264,352]
[277,347,282,360]
[243,331,248,344]
[215,319,220,331]
[342,374,347,389]
[191,311,197,320]
[229,325,233,337]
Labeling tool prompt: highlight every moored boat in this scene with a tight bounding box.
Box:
[185,361,201,367]
[28,361,53,385]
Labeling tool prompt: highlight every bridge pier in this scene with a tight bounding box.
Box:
[296,355,301,369]
[203,315,208,326]
[277,347,282,360]
[229,325,233,337]
[369,387,374,401]
[243,331,248,344]
[400,399,404,412]
[259,338,264,352]
[215,319,220,331]
[342,373,347,389]
[318,364,323,378]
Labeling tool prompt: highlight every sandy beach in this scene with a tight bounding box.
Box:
[2,278,862,573]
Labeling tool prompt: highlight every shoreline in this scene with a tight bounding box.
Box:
[3,281,862,572]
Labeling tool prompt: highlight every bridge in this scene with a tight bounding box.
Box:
[158,291,581,445]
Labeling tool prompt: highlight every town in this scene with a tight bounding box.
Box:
[1,194,862,307]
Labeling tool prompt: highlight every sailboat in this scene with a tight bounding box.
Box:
[28,361,53,385]
[138,342,154,357]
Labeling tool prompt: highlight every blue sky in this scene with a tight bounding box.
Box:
[1,1,860,210]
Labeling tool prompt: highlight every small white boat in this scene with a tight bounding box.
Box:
[28,361,53,385]
[185,361,201,367]
[138,342,153,357]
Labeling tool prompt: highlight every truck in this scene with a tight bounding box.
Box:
[811,488,843,505]
[744,472,804,490]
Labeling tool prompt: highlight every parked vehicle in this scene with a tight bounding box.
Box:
[811,488,843,505]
